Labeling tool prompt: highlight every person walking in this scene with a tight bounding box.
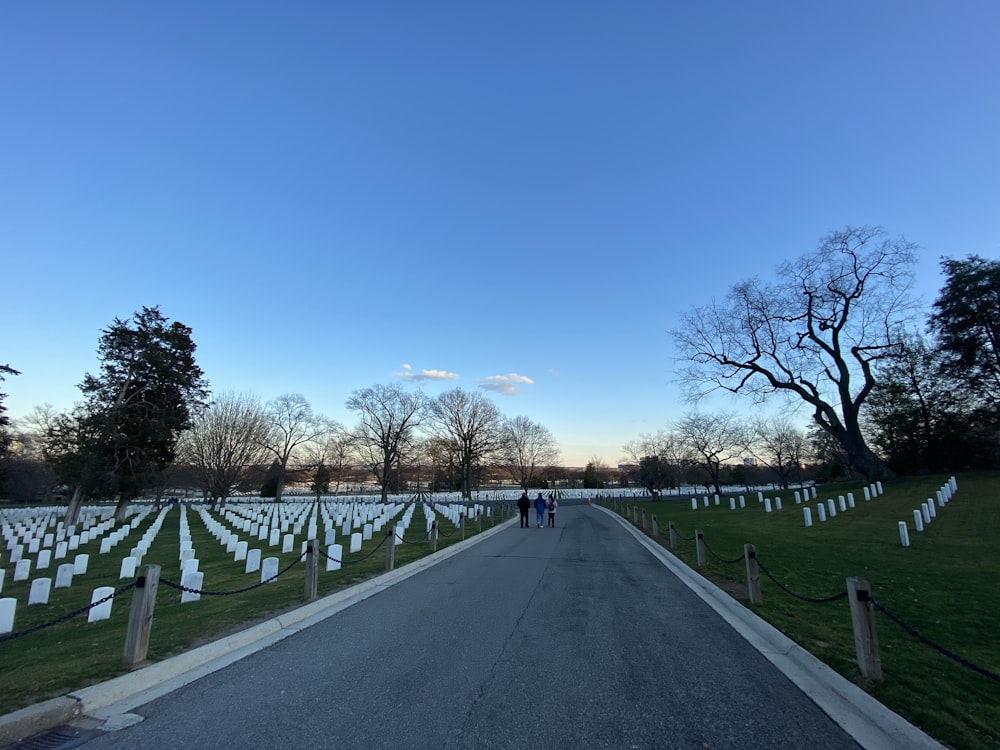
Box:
[547,493,558,527]
[517,492,531,528]
[533,493,546,528]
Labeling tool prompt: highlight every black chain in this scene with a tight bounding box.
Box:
[160,551,307,596]
[317,533,389,566]
[755,558,848,604]
[397,528,432,545]
[0,581,138,643]
[873,599,1000,683]
[701,536,746,565]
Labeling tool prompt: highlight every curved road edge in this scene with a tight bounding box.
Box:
[595,504,944,750]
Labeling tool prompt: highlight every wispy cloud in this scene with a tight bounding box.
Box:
[395,363,460,382]
[477,373,535,395]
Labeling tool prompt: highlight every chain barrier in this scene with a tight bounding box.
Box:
[675,525,696,541]
[0,580,138,643]
[700,536,746,565]
[160,550,308,596]
[396,528,432,545]
[317,533,389,566]
[755,558,848,604]
[872,599,1000,683]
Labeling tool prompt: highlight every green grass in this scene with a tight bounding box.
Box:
[0,500,500,715]
[604,473,1000,750]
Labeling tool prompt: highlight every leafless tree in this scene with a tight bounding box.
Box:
[745,416,807,489]
[673,226,917,480]
[178,392,272,509]
[674,412,745,494]
[261,394,331,502]
[300,428,351,496]
[346,383,427,502]
[427,388,505,499]
[498,415,560,489]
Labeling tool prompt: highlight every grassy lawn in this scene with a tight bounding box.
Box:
[602,472,1000,750]
[0,499,502,715]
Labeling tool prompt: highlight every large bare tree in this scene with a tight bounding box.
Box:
[499,415,560,489]
[427,388,505,499]
[346,383,427,502]
[261,394,331,502]
[178,392,272,509]
[622,430,685,495]
[673,226,916,480]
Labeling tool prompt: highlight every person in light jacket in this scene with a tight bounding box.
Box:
[547,494,558,527]
[533,493,546,528]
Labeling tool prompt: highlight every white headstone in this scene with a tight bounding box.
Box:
[690,498,698,510]
[738,496,746,508]
[324,528,337,546]
[54,541,68,560]
[729,498,736,510]
[28,578,52,605]
[826,499,837,518]
[898,521,910,547]
[235,541,249,562]
[87,586,115,623]
[817,504,827,522]
[36,549,52,570]
[863,486,871,501]
[921,503,931,524]
[268,529,281,546]
[14,559,31,582]
[74,554,90,575]
[260,556,279,583]
[55,563,75,588]
[847,493,855,508]
[180,570,204,603]
[913,509,924,532]
[326,544,342,571]
[282,534,294,553]
[181,558,199,575]
[119,556,138,579]
[926,499,937,519]
[362,523,373,541]
[803,507,813,527]
[0,597,15,634]
[774,497,782,511]
[764,498,773,513]
[245,548,261,574]
[838,496,847,513]
[350,532,363,553]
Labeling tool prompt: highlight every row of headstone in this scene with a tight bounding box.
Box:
[899,476,957,546]
[0,582,119,635]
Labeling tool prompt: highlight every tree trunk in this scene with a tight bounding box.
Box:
[66,485,84,526]
[113,494,130,523]
[837,424,896,481]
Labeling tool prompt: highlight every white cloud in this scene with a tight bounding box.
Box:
[476,373,535,395]
[395,364,460,382]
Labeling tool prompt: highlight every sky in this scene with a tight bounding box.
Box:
[2,2,998,467]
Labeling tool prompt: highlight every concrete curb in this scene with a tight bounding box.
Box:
[0,517,516,744]
[596,504,945,750]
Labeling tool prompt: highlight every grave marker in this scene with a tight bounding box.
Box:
[88,586,115,623]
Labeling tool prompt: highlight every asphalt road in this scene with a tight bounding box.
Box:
[77,504,862,750]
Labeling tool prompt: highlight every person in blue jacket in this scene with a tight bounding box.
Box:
[533,493,546,528]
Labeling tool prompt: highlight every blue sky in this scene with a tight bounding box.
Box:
[2,2,998,466]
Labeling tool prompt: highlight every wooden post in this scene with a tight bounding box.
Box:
[744,544,762,604]
[847,577,883,680]
[632,506,638,524]
[304,540,319,602]
[651,515,659,539]
[668,522,677,550]
[123,564,160,668]
[695,529,705,566]
[430,521,438,552]
[460,512,466,541]
[477,508,482,532]
[384,526,396,572]
[641,509,648,531]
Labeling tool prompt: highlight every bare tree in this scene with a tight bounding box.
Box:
[622,430,685,495]
[427,388,505,500]
[498,415,560,489]
[673,226,916,480]
[261,394,330,502]
[346,383,427,502]
[178,392,272,510]
[674,412,745,494]
[745,416,807,489]
[300,428,351,497]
